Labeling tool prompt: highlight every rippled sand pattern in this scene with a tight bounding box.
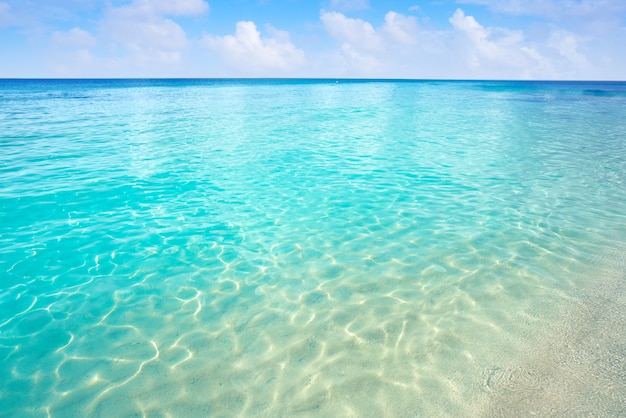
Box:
[1,80,625,416]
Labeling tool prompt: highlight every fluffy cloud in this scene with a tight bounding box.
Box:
[449,9,527,66]
[447,8,602,79]
[41,0,209,75]
[330,0,369,12]
[450,3,626,78]
[51,27,96,48]
[4,0,623,79]
[101,0,208,67]
[106,0,208,18]
[318,7,600,79]
[321,11,384,52]
[322,10,419,51]
[320,10,419,75]
[457,0,626,33]
[105,9,187,64]
[548,29,587,66]
[383,11,419,44]
[203,22,305,75]
[145,0,209,16]
[457,0,626,18]
[48,28,97,75]
[0,2,14,27]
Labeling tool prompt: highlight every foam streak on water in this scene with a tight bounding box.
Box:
[1,79,625,416]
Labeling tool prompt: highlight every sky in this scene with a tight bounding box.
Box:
[1,0,625,79]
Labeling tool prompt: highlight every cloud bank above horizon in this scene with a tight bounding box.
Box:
[1,0,625,79]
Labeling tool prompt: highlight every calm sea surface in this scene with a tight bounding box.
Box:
[1,79,625,416]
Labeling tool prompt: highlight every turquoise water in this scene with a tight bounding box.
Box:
[1,79,625,416]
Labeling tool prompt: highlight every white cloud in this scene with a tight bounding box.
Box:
[100,0,208,67]
[449,8,548,76]
[330,0,369,12]
[49,49,95,75]
[106,0,209,17]
[51,27,96,48]
[457,0,626,33]
[320,10,420,75]
[457,0,552,15]
[451,2,626,79]
[4,0,623,79]
[548,29,587,66]
[38,0,210,76]
[382,11,418,44]
[321,11,383,52]
[318,7,593,79]
[106,14,188,65]
[202,21,305,74]
[0,2,14,27]
[107,5,188,51]
[457,0,626,17]
[147,0,209,16]
[48,28,97,76]
[450,8,505,62]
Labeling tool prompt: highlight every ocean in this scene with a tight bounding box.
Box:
[1,79,625,416]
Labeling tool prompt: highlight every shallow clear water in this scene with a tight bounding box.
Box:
[1,79,625,416]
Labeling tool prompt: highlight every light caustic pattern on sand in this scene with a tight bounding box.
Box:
[0,80,625,416]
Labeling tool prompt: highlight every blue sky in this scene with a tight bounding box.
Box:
[1,0,625,79]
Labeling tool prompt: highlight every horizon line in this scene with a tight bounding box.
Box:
[1,77,625,83]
